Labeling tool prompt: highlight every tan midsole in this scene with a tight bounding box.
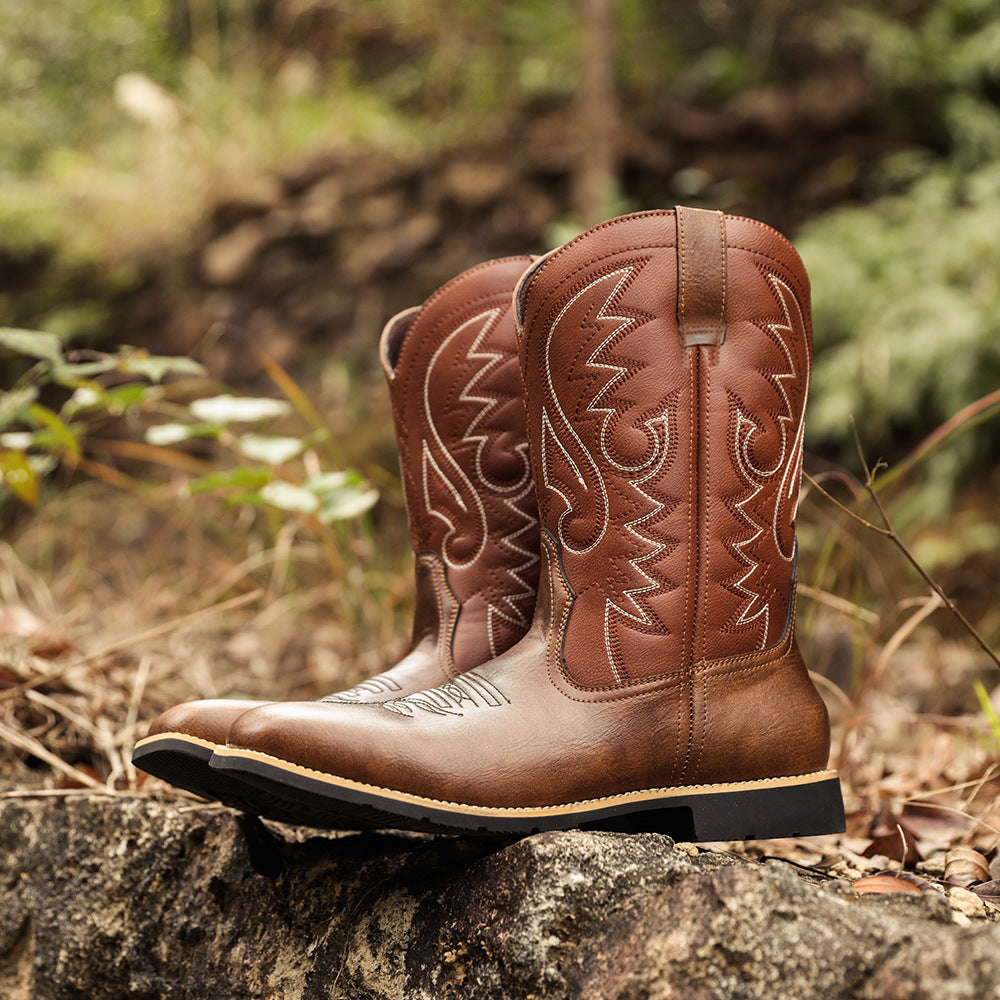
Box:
[134,732,220,753]
[212,744,839,818]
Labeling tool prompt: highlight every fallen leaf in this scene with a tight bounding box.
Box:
[56,764,102,790]
[863,807,921,866]
[944,846,990,887]
[969,880,1000,901]
[901,798,971,845]
[853,873,924,895]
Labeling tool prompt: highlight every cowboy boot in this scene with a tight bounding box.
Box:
[132,256,541,807]
[211,208,845,841]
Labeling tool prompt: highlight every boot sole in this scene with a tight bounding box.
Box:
[210,746,846,840]
[132,733,309,824]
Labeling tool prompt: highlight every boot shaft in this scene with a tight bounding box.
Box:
[516,209,811,688]
[381,256,541,670]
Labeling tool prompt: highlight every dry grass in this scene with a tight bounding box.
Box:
[0,478,412,796]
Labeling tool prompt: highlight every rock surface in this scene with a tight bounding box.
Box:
[1,794,998,999]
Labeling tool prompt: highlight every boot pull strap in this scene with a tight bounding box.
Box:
[675,205,727,347]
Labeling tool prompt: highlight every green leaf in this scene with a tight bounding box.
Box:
[0,449,38,505]
[188,467,273,494]
[303,471,351,492]
[189,395,292,425]
[317,484,379,522]
[0,328,62,364]
[0,388,38,430]
[236,434,304,465]
[259,480,319,514]
[51,360,117,382]
[118,354,206,382]
[103,384,153,411]
[28,404,80,459]
[145,423,196,446]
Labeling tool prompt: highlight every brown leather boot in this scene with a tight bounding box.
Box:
[132,256,541,806]
[211,208,845,841]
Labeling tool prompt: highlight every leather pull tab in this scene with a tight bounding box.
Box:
[675,205,727,347]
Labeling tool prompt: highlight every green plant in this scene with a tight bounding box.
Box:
[0,327,379,550]
[798,0,1000,487]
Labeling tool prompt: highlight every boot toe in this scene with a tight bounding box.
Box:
[147,698,266,745]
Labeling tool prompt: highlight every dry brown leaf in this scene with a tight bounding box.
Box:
[863,806,921,865]
[55,764,102,790]
[892,870,938,893]
[970,880,1000,901]
[900,799,971,845]
[853,873,924,896]
[943,846,990,887]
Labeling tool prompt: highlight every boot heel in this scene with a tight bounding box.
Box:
[683,774,846,842]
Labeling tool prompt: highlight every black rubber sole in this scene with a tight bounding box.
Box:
[132,734,310,825]
[210,747,846,840]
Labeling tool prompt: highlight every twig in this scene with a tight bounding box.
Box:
[0,787,118,800]
[894,824,909,872]
[797,583,879,625]
[849,419,1000,672]
[802,472,890,537]
[864,592,944,695]
[875,387,1000,492]
[901,798,1000,842]
[901,766,999,802]
[0,718,105,790]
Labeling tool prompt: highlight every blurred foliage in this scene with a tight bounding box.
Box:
[2,0,1000,489]
[800,0,1000,490]
[0,328,379,572]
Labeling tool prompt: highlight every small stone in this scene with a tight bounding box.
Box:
[916,853,947,877]
[949,886,988,919]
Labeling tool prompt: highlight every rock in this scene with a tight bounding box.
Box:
[948,886,988,919]
[3,794,1000,999]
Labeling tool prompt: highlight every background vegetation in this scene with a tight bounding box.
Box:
[2,0,1000,884]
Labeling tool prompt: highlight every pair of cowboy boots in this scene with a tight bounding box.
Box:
[133,207,846,841]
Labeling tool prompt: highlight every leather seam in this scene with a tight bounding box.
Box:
[425,555,461,681]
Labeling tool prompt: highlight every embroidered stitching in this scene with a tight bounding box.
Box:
[728,273,808,649]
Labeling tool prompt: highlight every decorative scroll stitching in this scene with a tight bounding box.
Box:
[729,273,809,648]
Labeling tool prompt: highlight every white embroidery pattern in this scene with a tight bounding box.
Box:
[380,670,509,717]
[422,306,540,652]
[540,272,624,553]
[460,309,539,651]
[486,480,540,656]
[421,309,500,570]
[541,265,673,683]
[602,413,671,682]
[730,274,809,647]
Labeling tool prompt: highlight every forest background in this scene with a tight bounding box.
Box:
[2,0,1000,880]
